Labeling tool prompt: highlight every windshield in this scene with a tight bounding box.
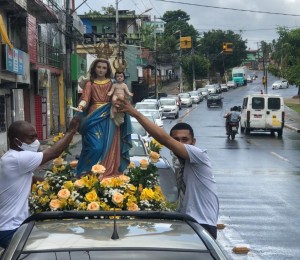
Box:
[131,122,147,136]
[160,99,176,105]
[179,93,190,98]
[233,73,243,77]
[129,138,148,156]
[135,103,157,110]
[141,111,160,119]
[189,92,198,96]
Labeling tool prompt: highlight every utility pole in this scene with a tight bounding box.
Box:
[65,0,73,128]
[154,16,158,100]
[115,0,120,57]
[192,46,196,90]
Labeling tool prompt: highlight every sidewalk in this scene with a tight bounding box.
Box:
[284,104,300,133]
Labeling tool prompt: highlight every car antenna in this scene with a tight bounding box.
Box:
[111,207,119,240]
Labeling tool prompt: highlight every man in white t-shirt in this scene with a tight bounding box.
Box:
[116,98,219,239]
[0,118,79,249]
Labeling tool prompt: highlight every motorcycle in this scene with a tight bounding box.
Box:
[227,122,239,140]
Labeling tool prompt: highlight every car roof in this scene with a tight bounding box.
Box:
[4,211,224,260]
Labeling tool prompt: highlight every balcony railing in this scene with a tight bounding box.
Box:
[37,40,61,68]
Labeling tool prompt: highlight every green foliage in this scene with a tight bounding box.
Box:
[198,30,248,77]
[182,54,209,88]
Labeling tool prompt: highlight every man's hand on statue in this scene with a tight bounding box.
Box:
[77,105,83,111]
[68,116,81,133]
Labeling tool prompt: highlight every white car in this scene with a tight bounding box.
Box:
[178,93,193,107]
[197,88,209,99]
[138,109,165,127]
[272,80,289,89]
[205,84,217,94]
[220,84,228,92]
[226,81,237,89]
[159,98,179,119]
[188,91,202,104]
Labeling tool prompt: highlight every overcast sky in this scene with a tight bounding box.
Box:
[74,0,300,49]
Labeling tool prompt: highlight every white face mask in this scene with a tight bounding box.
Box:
[17,139,40,152]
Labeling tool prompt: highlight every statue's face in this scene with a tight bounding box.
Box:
[95,62,108,78]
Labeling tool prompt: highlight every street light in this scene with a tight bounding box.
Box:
[174,30,183,93]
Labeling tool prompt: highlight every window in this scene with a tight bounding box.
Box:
[252,97,264,109]
[268,98,281,110]
[242,97,248,109]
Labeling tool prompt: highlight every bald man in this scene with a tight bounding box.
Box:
[0,117,80,249]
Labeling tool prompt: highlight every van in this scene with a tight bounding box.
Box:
[240,94,285,136]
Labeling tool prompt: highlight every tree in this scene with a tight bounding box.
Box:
[269,27,300,95]
[102,5,116,15]
[197,30,248,80]
[182,54,209,89]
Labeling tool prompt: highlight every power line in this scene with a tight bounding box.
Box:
[153,0,300,17]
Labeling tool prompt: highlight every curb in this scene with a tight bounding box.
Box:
[284,124,300,133]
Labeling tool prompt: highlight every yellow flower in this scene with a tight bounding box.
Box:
[101,177,113,187]
[52,136,59,142]
[87,201,100,211]
[52,166,58,174]
[140,188,155,200]
[58,132,64,138]
[57,188,71,200]
[63,181,74,190]
[82,175,99,189]
[42,182,50,191]
[139,159,149,170]
[53,157,64,166]
[117,175,130,183]
[85,190,98,202]
[37,189,44,196]
[127,184,137,193]
[32,184,37,192]
[74,178,85,188]
[58,165,65,171]
[70,160,78,168]
[91,164,106,175]
[149,151,160,163]
[112,192,124,206]
[127,202,140,211]
[49,199,61,210]
[138,184,143,192]
[127,161,136,169]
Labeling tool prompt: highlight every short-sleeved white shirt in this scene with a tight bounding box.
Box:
[0,149,43,231]
[180,144,219,226]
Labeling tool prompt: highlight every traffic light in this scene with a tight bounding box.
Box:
[262,76,266,85]
[223,43,227,51]
[222,42,233,54]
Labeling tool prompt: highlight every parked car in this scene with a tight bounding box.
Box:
[197,87,209,99]
[135,101,162,115]
[220,84,228,92]
[205,84,217,94]
[207,94,223,108]
[178,93,193,107]
[1,211,226,260]
[130,118,151,143]
[213,84,222,93]
[272,80,289,89]
[188,91,202,104]
[159,98,179,119]
[138,109,165,127]
[168,95,182,110]
[129,133,149,157]
[226,81,237,89]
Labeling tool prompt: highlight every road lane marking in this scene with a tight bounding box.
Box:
[270,152,289,162]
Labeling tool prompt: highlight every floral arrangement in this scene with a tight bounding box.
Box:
[30,138,168,214]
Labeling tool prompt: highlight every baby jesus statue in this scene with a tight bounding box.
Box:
[108,71,133,126]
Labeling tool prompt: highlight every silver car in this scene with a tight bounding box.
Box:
[160,98,179,119]
[178,93,193,107]
[2,211,227,260]
[189,91,203,104]
[272,80,289,89]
